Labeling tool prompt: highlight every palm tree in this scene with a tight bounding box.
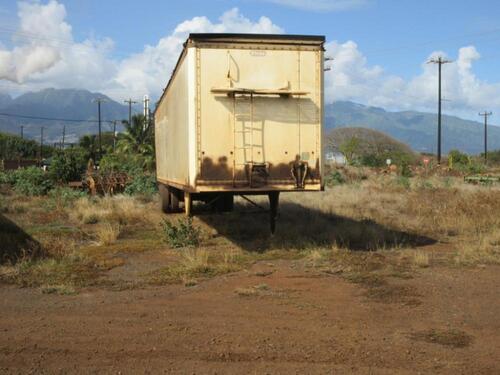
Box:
[117,114,155,169]
[79,134,98,160]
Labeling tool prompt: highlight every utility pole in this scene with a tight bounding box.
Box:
[427,56,452,164]
[92,98,108,161]
[143,95,150,131]
[20,125,24,139]
[112,120,117,152]
[478,111,492,163]
[40,126,44,161]
[61,125,66,149]
[124,98,137,126]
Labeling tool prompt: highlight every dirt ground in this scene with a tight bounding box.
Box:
[1,253,499,374]
[1,176,500,374]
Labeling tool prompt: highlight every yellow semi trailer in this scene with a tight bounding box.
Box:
[154,33,325,232]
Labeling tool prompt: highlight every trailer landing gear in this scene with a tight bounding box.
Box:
[268,192,280,234]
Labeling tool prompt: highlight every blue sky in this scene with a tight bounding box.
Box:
[0,0,500,121]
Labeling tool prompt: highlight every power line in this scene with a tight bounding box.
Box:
[0,111,114,123]
[124,98,137,125]
[427,56,453,164]
[478,111,492,163]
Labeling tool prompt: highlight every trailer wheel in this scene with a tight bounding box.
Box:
[268,192,280,234]
[159,184,171,213]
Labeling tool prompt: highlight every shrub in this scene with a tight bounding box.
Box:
[48,187,86,207]
[49,148,88,183]
[99,153,145,175]
[485,149,500,165]
[325,170,345,186]
[12,167,53,196]
[162,217,201,248]
[124,174,157,196]
[0,170,16,185]
[360,153,385,167]
[396,176,411,189]
[448,149,469,166]
[399,159,413,177]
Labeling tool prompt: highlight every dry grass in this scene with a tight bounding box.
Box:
[234,287,258,297]
[71,195,156,226]
[95,223,121,246]
[2,171,500,293]
[411,250,430,268]
[455,232,500,266]
[147,247,249,285]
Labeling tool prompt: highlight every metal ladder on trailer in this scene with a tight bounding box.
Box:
[232,92,268,187]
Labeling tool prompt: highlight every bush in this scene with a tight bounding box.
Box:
[99,153,147,175]
[49,148,89,183]
[360,153,385,167]
[0,170,16,185]
[124,174,157,196]
[396,176,411,189]
[485,149,500,165]
[399,159,413,177]
[448,149,469,166]
[325,170,345,186]
[12,167,53,196]
[162,217,201,248]
[48,187,86,207]
[453,160,485,174]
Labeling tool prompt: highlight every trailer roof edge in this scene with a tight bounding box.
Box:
[188,33,325,44]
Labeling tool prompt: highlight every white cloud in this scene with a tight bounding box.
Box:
[324,41,500,118]
[1,0,500,120]
[0,0,69,82]
[113,8,283,97]
[262,0,369,11]
[0,3,282,99]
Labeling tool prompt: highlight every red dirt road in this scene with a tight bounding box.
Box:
[1,262,499,374]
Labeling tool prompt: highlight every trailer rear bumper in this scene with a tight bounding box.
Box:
[157,177,322,193]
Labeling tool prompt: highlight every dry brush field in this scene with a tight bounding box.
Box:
[1,170,500,373]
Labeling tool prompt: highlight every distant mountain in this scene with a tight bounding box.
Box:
[0,93,12,109]
[0,88,131,143]
[325,101,500,154]
[326,127,416,158]
[0,89,498,154]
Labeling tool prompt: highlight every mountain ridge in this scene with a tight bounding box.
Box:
[0,88,498,154]
[325,101,500,154]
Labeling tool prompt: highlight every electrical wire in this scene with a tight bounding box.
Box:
[0,112,118,123]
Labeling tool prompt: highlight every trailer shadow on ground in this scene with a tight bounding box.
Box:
[0,214,42,264]
[197,201,436,253]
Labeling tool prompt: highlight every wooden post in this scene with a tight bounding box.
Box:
[268,191,280,234]
[184,192,192,216]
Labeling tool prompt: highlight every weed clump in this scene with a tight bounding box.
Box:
[96,223,121,246]
[12,167,53,196]
[162,217,201,248]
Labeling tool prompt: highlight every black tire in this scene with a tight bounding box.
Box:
[159,184,171,213]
